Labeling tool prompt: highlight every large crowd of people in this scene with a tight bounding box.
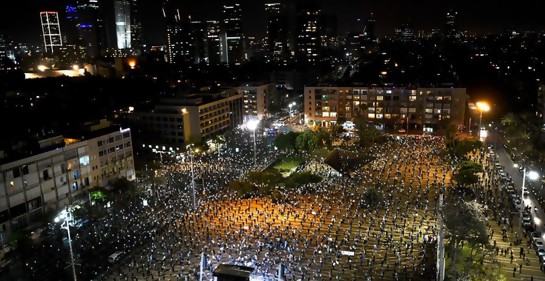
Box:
[92,133,460,281]
[83,129,543,281]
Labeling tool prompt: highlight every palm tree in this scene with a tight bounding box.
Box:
[500,113,517,128]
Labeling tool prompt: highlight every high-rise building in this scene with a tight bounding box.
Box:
[64,0,106,59]
[221,3,244,65]
[394,21,416,42]
[114,0,131,49]
[40,11,63,53]
[129,0,142,51]
[166,14,194,64]
[206,20,222,65]
[365,13,376,41]
[265,3,289,61]
[296,6,321,64]
[444,10,458,38]
[0,35,14,71]
[191,20,209,64]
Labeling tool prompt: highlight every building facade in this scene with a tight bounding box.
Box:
[131,88,244,149]
[221,4,244,65]
[114,0,131,49]
[0,124,135,237]
[241,82,276,121]
[265,3,289,61]
[40,11,63,53]
[304,86,467,131]
[64,0,105,59]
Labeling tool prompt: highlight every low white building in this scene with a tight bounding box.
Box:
[0,120,135,236]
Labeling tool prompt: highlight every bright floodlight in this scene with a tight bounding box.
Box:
[476,101,490,112]
[247,119,259,131]
[514,163,519,168]
[528,171,539,181]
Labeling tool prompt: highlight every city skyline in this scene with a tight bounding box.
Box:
[1,0,545,45]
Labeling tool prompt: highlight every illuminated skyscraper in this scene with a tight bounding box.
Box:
[265,3,288,61]
[129,0,142,50]
[206,20,222,65]
[221,3,244,65]
[365,13,376,41]
[114,0,131,49]
[444,10,458,38]
[64,0,105,59]
[40,11,63,53]
[296,5,321,64]
[0,35,9,71]
[166,13,194,64]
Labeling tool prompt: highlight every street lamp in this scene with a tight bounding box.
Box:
[518,165,539,227]
[475,101,490,137]
[288,102,296,117]
[187,145,199,210]
[54,206,78,281]
[247,119,259,166]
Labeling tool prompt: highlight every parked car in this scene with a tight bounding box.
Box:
[534,238,544,251]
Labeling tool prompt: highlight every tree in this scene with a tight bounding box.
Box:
[329,120,345,138]
[247,169,282,188]
[295,129,315,152]
[454,161,483,187]
[444,200,488,272]
[355,120,381,148]
[274,131,300,151]
[452,139,481,159]
[110,177,138,196]
[228,181,255,197]
[500,112,517,128]
[285,172,322,189]
[439,118,457,148]
[360,187,384,208]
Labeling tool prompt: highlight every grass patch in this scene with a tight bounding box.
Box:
[273,157,305,170]
[272,157,305,177]
[445,244,477,272]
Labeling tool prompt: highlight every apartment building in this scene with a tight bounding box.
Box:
[0,120,135,235]
[304,86,467,131]
[241,82,276,121]
[130,87,243,150]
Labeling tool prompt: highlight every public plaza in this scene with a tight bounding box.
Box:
[91,128,545,281]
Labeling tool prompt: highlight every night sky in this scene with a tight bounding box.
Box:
[1,0,544,45]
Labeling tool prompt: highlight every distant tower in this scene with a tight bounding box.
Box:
[221,3,244,64]
[64,0,105,59]
[0,35,8,71]
[191,20,209,64]
[395,20,416,42]
[114,0,131,49]
[444,10,457,38]
[365,13,376,41]
[165,11,195,64]
[296,4,321,64]
[206,20,222,65]
[40,11,63,53]
[129,0,143,51]
[265,3,288,61]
